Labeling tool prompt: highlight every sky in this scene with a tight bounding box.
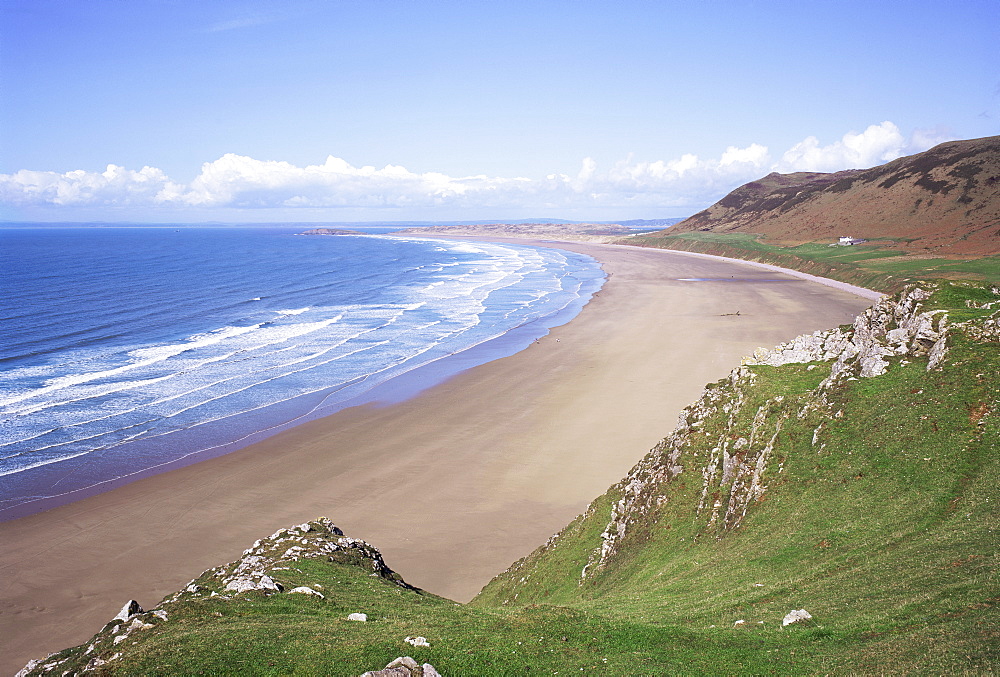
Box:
[1,0,997,223]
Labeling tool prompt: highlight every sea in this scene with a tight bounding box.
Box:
[0,226,605,520]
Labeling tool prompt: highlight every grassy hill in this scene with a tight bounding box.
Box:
[661,136,1000,256]
[621,136,1000,293]
[20,281,999,676]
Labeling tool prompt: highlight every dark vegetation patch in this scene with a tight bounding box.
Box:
[914,174,954,194]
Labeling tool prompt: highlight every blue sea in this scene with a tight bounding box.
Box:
[0,226,604,519]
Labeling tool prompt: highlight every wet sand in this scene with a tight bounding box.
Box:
[0,241,874,672]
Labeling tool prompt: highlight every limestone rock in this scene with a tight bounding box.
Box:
[782,609,813,626]
[347,612,368,622]
[744,327,851,367]
[289,586,325,598]
[387,657,420,669]
[405,635,431,647]
[927,332,949,371]
[361,656,442,677]
[744,285,951,382]
[224,573,282,594]
[362,669,410,677]
[113,600,144,622]
[178,518,414,608]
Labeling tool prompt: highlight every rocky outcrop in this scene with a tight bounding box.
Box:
[361,656,443,677]
[152,518,416,609]
[743,329,853,367]
[17,518,416,676]
[782,609,814,627]
[580,366,753,580]
[15,598,170,675]
[960,287,1000,343]
[744,285,950,378]
[112,599,144,622]
[575,283,993,578]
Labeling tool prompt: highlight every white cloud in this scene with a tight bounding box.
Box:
[174,153,534,209]
[775,121,921,173]
[0,164,182,207]
[0,122,954,218]
[720,143,769,167]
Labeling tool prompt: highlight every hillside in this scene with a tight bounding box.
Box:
[664,136,1000,256]
[18,281,999,675]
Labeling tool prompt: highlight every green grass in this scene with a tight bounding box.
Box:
[44,554,842,675]
[625,231,1000,292]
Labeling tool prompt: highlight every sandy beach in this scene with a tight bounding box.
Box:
[0,241,874,673]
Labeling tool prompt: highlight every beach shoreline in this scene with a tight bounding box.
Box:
[0,232,604,524]
[0,241,602,524]
[0,240,874,673]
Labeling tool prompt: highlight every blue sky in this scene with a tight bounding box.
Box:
[1,0,997,223]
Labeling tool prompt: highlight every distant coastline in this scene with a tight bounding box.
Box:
[298,227,366,235]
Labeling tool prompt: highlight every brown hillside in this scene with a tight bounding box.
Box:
[669,136,1000,255]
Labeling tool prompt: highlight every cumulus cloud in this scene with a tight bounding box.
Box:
[0,164,183,207]
[773,121,954,174]
[0,122,952,216]
[173,154,533,208]
[597,143,770,198]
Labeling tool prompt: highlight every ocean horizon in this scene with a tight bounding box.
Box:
[0,226,604,520]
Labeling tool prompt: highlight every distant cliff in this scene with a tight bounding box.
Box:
[667,136,1000,255]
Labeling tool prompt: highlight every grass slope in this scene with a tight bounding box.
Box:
[25,525,837,675]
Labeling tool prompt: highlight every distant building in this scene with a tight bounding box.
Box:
[839,236,866,246]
